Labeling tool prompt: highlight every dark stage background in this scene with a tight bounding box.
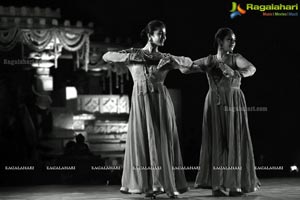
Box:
[0,0,299,184]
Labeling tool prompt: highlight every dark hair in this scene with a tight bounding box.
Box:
[140,20,166,41]
[75,133,85,143]
[214,27,234,48]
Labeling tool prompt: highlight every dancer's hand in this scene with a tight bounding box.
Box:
[128,51,145,62]
[157,55,173,69]
[143,51,164,61]
[218,62,234,78]
[222,67,235,78]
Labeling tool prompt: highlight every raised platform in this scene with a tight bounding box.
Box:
[0,178,300,199]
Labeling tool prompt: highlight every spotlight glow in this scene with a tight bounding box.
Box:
[290,165,299,172]
[66,86,77,100]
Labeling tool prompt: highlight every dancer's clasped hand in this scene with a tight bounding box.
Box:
[157,55,174,69]
[218,61,235,78]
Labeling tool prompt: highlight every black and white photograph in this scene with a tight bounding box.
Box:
[0,0,299,199]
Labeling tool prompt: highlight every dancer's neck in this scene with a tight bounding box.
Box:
[142,42,159,53]
[216,49,230,61]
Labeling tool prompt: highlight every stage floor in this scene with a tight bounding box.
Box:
[0,178,299,200]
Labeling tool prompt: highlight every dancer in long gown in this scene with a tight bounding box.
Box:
[180,27,261,196]
[102,20,193,199]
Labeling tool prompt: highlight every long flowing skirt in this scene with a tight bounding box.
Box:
[195,88,260,193]
[120,82,188,195]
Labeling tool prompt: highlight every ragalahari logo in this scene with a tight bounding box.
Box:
[230,2,247,19]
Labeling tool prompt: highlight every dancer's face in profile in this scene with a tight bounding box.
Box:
[221,33,236,53]
[149,27,166,46]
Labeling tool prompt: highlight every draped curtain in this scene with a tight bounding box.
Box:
[0,26,91,70]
